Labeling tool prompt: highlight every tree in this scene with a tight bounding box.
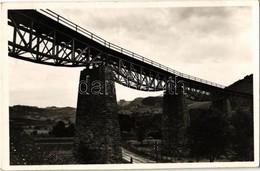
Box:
[141,96,163,106]
[66,123,75,137]
[119,116,132,132]
[188,108,229,162]
[135,120,145,146]
[31,130,38,136]
[49,121,76,137]
[118,99,126,106]
[49,121,66,137]
[136,126,145,146]
[229,109,253,161]
[10,122,50,165]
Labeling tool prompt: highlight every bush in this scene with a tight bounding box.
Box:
[229,109,254,161]
[187,108,229,162]
[49,121,75,137]
[10,124,76,165]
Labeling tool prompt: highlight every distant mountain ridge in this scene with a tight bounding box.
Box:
[117,96,163,116]
[10,105,76,122]
[10,74,253,119]
[117,74,253,114]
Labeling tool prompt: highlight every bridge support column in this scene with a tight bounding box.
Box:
[74,66,122,164]
[212,98,231,117]
[161,91,189,157]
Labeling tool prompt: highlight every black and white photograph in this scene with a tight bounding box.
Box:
[0,1,259,170]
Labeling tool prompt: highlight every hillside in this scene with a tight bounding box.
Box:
[9,74,253,121]
[179,74,253,110]
[9,105,76,123]
[118,96,163,116]
[225,74,253,94]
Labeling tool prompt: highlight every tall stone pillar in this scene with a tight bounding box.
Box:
[73,66,122,164]
[161,89,189,157]
[212,98,231,117]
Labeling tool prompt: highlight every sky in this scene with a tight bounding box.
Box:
[8,6,254,107]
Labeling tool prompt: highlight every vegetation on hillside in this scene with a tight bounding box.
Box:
[9,74,254,164]
[188,108,229,162]
[226,74,253,94]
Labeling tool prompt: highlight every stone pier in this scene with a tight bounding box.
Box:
[212,97,231,117]
[73,66,122,164]
[161,90,189,157]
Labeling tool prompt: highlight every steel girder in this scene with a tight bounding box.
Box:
[7,10,253,101]
[106,55,167,92]
[8,10,103,67]
[106,54,220,101]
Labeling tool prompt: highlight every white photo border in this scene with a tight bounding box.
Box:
[1,0,259,170]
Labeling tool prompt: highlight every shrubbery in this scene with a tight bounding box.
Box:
[187,107,253,162]
[49,121,75,137]
[10,122,76,165]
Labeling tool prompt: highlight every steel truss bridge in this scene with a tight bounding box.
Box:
[8,9,252,101]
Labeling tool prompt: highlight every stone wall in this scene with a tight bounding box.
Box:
[161,90,189,157]
[74,66,122,164]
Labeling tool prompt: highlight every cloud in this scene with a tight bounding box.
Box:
[55,7,252,63]
[8,6,254,106]
[54,6,254,85]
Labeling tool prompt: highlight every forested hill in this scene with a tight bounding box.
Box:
[9,74,253,119]
[9,105,75,122]
[225,74,253,94]
[118,74,253,115]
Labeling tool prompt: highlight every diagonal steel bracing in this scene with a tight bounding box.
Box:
[7,9,252,101]
[8,10,102,67]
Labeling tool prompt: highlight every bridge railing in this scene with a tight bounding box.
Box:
[38,9,225,89]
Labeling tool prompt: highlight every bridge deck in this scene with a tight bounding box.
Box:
[7,9,253,99]
[8,10,222,87]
